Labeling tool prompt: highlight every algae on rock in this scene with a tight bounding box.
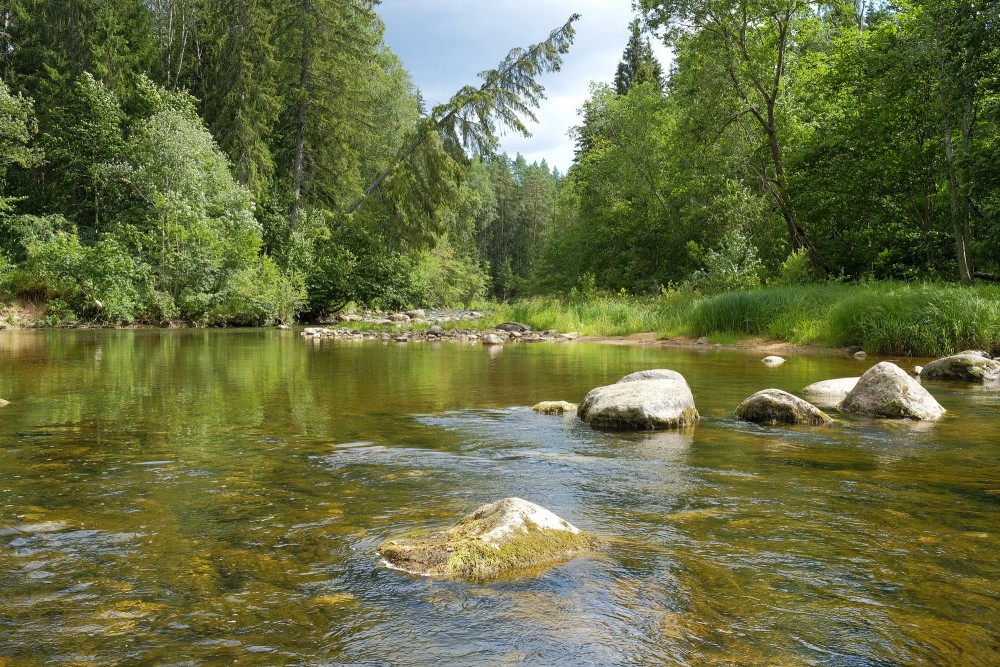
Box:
[378,497,600,579]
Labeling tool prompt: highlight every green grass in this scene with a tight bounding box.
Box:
[479,282,1000,357]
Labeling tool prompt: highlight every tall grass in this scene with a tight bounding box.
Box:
[485,282,1000,356]
[822,283,1000,356]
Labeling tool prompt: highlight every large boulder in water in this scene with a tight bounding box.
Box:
[919,353,1000,383]
[617,369,686,384]
[578,372,699,430]
[378,498,599,578]
[735,389,832,426]
[839,362,945,420]
[801,377,860,407]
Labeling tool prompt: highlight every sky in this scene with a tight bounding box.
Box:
[377,1,672,173]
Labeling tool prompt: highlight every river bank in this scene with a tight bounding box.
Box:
[4,281,999,358]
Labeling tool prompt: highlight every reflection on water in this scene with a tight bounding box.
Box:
[1,329,998,665]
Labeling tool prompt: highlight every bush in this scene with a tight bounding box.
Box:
[686,230,763,294]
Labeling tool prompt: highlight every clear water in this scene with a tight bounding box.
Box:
[0,329,998,666]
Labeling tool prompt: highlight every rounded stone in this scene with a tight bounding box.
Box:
[919,354,1000,383]
[839,361,945,420]
[378,497,599,579]
[578,376,699,430]
[531,401,578,415]
[735,389,832,426]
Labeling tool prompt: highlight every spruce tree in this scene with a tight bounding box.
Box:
[613,19,664,96]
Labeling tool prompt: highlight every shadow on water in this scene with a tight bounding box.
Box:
[0,329,998,665]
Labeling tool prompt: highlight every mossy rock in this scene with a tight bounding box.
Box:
[919,354,1000,383]
[839,362,945,420]
[531,401,578,415]
[378,498,600,579]
[735,389,832,426]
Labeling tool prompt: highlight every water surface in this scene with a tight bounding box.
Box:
[1,330,998,665]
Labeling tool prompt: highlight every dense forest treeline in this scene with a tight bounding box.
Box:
[0,0,997,326]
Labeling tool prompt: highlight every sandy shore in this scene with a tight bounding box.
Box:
[574,332,844,356]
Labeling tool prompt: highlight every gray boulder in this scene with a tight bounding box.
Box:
[378,497,599,578]
[762,356,785,366]
[482,333,504,346]
[801,377,861,407]
[578,374,699,430]
[532,401,578,415]
[497,322,532,333]
[919,353,1000,383]
[735,389,832,426]
[617,369,686,384]
[839,362,945,420]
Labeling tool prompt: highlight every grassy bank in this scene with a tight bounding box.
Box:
[484,282,1000,357]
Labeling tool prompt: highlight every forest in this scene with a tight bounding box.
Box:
[0,0,997,327]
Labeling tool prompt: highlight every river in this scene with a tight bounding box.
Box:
[1,329,998,665]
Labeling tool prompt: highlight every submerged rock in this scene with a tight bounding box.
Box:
[801,377,860,407]
[531,401,578,415]
[578,372,699,430]
[839,362,945,420]
[919,353,1000,383]
[482,334,504,346]
[761,356,785,367]
[0,398,8,407]
[735,389,832,426]
[378,497,599,578]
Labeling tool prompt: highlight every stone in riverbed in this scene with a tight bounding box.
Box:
[531,401,578,415]
[735,389,832,426]
[378,497,599,578]
[0,398,8,407]
[617,369,686,384]
[497,322,532,333]
[762,356,785,366]
[801,377,860,407]
[578,371,699,430]
[919,353,1000,383]
[482,333,504,346]
[839,362,945,420]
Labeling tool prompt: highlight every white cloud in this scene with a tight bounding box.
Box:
[379,0,672,171]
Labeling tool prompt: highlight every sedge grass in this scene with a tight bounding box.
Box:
[480,282,1000,357]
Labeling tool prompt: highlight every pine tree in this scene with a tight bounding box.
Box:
[614,19,664,96]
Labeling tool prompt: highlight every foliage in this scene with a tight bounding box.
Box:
[686,230,764,294]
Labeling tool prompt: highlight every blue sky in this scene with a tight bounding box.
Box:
[377,1,671,172]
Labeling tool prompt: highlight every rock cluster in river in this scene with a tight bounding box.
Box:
[300,323,574,344]
[378,497,600,579]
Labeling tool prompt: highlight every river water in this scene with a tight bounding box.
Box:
[0,330,998,666]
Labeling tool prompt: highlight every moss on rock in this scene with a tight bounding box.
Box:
[378,498,600,579]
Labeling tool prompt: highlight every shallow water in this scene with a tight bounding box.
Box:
[0,329,998,666]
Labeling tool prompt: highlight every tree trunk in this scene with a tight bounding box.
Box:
[944,124,973,283]
[290,0,312,229]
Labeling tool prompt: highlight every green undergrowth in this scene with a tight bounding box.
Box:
[482,282,1000,357]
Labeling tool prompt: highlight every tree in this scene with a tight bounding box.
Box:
[614,19,665,95]
[641,0,815,253]
[346,14,580,215]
